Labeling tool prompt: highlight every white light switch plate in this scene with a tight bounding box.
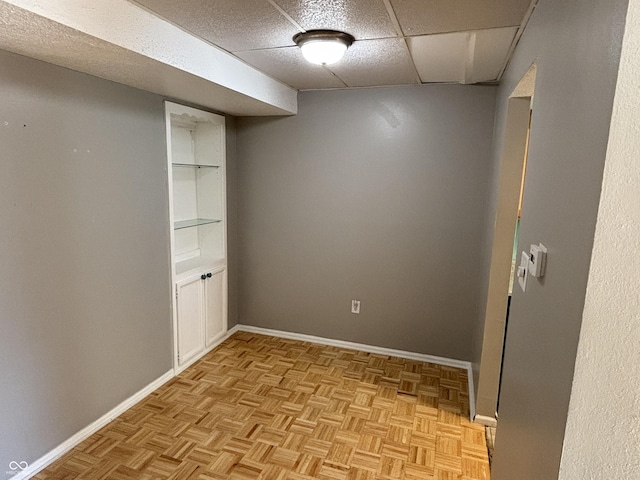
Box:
[518,251,529,292]
[529,243,547,277]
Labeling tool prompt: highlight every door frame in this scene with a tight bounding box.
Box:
[475,63,537,422]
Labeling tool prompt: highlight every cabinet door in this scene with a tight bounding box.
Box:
[176,275,204,366]
[204,268,227,348]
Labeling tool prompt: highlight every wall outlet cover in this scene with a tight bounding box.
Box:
[351,300,361,314]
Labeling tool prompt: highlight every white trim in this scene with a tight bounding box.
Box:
[236,325,470,369]
[20,325,243,479]
[17,325,244,480]
[467,364,477,421]
[174,324,240,375]
[16,369,175,480]
[227,324,241,337]
[474,414,498,428]
[235,325,475,420]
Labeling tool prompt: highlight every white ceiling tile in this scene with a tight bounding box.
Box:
[236,47,347,90]
[274,0,397,40]
[133,0,298,52]
[407,32,469,83]
[127,0,527,90]
[470,27,518,82]
[390,0,533,35]
[408,27,517,84]
[328,38,419,87]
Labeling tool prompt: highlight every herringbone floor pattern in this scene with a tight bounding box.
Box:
[34,332,489,479]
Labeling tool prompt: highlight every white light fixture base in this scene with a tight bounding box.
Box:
[293,30,355,66]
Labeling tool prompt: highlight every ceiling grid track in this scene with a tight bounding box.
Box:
[323,67,350,88]
[381,0,406,38]
[382,0,422,84]
[128,0,537,91]
[129,0,235,55]
[464,32,477,84]
[403,37,424,85]
[497,0,539,80]
[265,0,306,33]
[1,0,540,104]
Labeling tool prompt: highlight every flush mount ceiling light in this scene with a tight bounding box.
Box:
[293,30,355,66]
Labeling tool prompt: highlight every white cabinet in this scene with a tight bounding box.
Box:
[176,267,227,368]
[176,274,205,367]
[204,268,227,348]
[166,102,227,372]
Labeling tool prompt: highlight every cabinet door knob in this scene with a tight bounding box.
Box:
[207,272,212,278]
[201,274,207,280]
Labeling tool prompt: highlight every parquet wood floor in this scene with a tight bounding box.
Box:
[34,332,490,480]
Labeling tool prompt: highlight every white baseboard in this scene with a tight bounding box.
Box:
[18,323,477,479]
[15,369,174,480]
[474,414,498,427]
[234,324,475,420]
[21,325,243,479]
[226,324,241,337]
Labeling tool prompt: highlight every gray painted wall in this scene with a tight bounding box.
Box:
[0,49,241,468]
[483,0,629,478]
[0,49,171,466]
[236,85,496,361]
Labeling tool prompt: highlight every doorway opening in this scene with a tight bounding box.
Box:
[474,64,537,456]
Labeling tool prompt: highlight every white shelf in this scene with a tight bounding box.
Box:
[167,102,226,270]
[174,218,221,230]
[172,163,220,169]
[175,256,225,281]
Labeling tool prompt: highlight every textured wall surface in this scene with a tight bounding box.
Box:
[486,0,629,479]
[559,0,639,477]
[237,85,496,361]
[0,50,172,469]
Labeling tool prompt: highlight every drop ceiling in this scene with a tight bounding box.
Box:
[132,0,536,90]
[0,0,536,116]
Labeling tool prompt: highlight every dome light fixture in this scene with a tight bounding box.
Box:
[293,30,355,66]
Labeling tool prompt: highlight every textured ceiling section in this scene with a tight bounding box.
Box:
[0,0,297,116]
[273,0,398,40]
[131,0,535,90]
[236,47,347,90]
[329,38,419,87]
[133,0,298,51]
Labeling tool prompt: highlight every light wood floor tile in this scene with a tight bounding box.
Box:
[34,332,489,479]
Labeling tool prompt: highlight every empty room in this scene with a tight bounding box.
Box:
[1,0,639,479]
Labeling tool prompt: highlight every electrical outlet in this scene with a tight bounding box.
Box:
[351,300,361,314]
